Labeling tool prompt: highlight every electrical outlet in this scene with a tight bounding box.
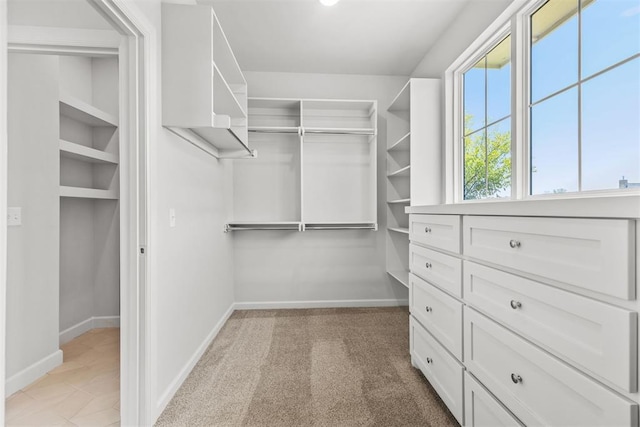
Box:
[7,207,21,226]
[169,208,176,228]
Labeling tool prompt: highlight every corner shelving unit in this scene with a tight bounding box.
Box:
[162,3,254,159]
[386,79,441,288]
[59,92,119,200]
[227,97,378,232]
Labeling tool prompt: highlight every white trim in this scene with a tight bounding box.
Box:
[59,316,121,345]
[8,25,119,57]
[0,0,7,421]
[5,350,63,397]
[234,299,410,310]
[155,303,236,418]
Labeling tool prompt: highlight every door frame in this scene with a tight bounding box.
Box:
[0,0,153,424]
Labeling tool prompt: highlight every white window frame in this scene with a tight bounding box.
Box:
[445,0,640,204]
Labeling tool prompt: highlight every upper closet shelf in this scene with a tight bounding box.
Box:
[59,92,118,127]
[387,81,410,112]
[387,165,410,177]
[388,132,410,151]
[162,3,252,159]
[60,186,118,200]
[59,139,118,165]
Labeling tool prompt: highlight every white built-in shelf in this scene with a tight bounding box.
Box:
[387,198,411,204]
[213,62,247,119]
[59,139,118,165]
[388,227,409,235]
[162,3,251,159]
[249,126,300,134]
[60,186,118,200]
[59,92,118,127]
[388,132,410,152]
[388,270,409,288]
[387,165,410,178]
[387,81,410,112]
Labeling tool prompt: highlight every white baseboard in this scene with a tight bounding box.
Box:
[155,303,235,418]
[5,349,63,396]
[234,298,409,310]
[59,315,120,345]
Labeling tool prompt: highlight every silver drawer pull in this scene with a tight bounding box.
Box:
[426,357,433,364]
[510,373,523,384]
[425,262,432,269]
[424,226,432,233]
[509,239,521,248]
[510,300,522,310]
[425,306,432,313]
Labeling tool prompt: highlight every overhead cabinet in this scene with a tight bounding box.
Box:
[227,97,378,232]
[161,3,252,158]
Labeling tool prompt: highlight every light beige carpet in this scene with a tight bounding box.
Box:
[156,307,458,427]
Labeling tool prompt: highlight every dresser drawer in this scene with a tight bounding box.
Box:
[464,261,637,392]
[409,214,461,253]
[410,243,462,298]
[463,216,635,300]
[410,316,464,424]
[410,273,463,360]
[464,307,638,427]
[464,372,523,427]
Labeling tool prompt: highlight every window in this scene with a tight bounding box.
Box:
[448,0,640,202]
[463,35,512,200]
[530,0,640,194]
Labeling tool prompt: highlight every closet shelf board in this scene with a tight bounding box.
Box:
[213,62,247,118]
[59,140,118,165]
[60,186,118,200]
[388,227,409,235]
[59,92,118,127]
[388,270,409,288]
[388,132,410,151]
[387,165,410,177]
[387,198,411,204]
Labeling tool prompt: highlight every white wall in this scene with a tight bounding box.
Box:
[133,0,237,421]
[411,0,511,78]
[233,71,409,306]
[6,53,61,381]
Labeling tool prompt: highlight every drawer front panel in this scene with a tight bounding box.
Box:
[410,273,463,360]
[464,372,523,427]
[464,261,637,392]
[463,216,635,300]
[410,244,462,298]
[410,316,464,424]
[464,307,638,427]
[409,214,461,253]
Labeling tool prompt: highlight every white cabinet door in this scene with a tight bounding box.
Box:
[410,316,464,425]
[463,216,635,300]
[464,372,523,427]
[410,244,462,298]
[410,273,463,361]
[464,261,637,392]
[409,214,461,254]
[464,307,638,427]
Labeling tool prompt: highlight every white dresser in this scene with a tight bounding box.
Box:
[407,197,640,426]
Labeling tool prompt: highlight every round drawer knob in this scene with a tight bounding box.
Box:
[509,239,521,248]
[425,306,432,313]
[511,373,523,384]
[510,300,522,310]
[424,227,432,233]
[426,357,433,364]
[425,262,432,269]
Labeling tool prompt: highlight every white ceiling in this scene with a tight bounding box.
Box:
[208,0,470,76]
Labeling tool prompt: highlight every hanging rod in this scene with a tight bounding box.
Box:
[303,128,376,136]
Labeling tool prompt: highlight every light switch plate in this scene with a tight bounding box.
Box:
[7,207,21,226]
[169,208,176,228]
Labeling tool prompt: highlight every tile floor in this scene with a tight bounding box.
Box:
[5,328,120,426]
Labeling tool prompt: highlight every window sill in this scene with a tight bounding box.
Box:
[406,193,640,219]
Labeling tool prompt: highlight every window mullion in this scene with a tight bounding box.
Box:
[577,0,582,192]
